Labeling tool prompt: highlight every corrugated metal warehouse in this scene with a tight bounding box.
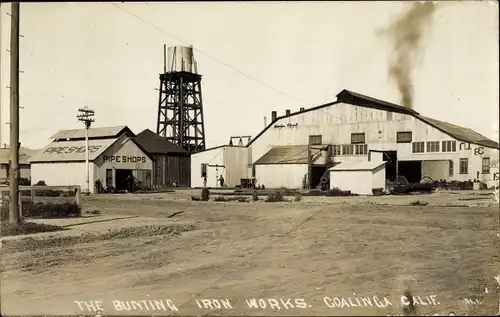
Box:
[134,129,190,188]
[191,89,499,193]
[248,89,500,190]
[190,145,250,188]
[29,126,154,193]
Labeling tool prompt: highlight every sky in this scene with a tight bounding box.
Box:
[0,1,498,150]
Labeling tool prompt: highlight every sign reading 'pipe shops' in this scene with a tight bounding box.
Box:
[103,156,147,163]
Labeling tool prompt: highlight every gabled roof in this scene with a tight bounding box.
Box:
[0,147,37,164]
[416,115,499,149]
[247,89,499,149]
[336,89,419,116]
[50,125,135,141]
[134,129,187,155]
[29,138,118,163]
[254,145,323,165]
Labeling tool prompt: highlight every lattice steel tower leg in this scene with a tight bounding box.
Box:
[156,45,206,154]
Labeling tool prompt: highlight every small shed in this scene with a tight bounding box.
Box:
[329,161,386,195]
[134,129,190,188]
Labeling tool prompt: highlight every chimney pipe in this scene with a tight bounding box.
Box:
[286,109,291,116]
[264,116,267,128]
[271,111,277,122]
[300,107,305,112]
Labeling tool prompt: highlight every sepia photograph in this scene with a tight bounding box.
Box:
[0,1,499,316]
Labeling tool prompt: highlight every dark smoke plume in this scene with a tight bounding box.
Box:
[380,2,436,109]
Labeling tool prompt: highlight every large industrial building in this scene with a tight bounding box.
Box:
[29,126,154,193]
[191,89,499,191]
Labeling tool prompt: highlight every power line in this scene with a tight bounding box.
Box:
[110,3,351,126]
[110,3,307,107]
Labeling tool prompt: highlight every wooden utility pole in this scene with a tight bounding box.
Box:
[77,107,95,194]
[307,142,312,190]
[9,2,20,224]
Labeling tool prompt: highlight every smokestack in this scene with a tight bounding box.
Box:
[285,109,291,116]
[378,2,436,109]
[300,107,305,112]
[264,116,267,128]
[271,111,277,122]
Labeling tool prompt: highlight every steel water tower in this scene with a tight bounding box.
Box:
[156,45,206,154]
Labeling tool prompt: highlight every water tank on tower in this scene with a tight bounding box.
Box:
[156,44,206,154]
[167,46,197,73]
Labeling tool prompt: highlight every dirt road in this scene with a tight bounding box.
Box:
[1,190,498,316]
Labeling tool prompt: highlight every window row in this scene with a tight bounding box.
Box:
[309,133,366,146]
[412,140,457,153]
[329,144,368,156]
[447,157,490,176]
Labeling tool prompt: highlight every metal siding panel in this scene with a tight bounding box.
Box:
[163,155,189,187]
[136,169,152,189]
[190,147,225,188]
[255,164,307,189]
[372,165,386,191]
[331,170,372,195]
[421,160,451,181]
[96,137,153,171]
[224,147,249,187]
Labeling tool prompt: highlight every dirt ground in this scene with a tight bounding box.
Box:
[1,190,499,316]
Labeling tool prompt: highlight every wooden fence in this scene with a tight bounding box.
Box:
[0,185,82,208]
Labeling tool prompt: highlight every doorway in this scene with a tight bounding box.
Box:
[398,160,422,184]
[115,169,133,191]
[383,151,397,182]
[311,165,328,189]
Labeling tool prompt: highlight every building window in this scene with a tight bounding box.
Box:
[396,131,412,143]
[106,169,113,188]
[201,163,207,177]
[426,141,440,152]
[482,157,490,174]
[342,144,354,155]
[309,135,322,145]
[412,142,425,153]
[459,158,468,174]
[355,144,368,155]
[331,145,342,156]
[449,160,453,177]
[442,140,457,152]
[351,133,365,144]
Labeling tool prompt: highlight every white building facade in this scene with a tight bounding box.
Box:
[246,90,499,189]
[190,145,251,188]
[29,126,153,193]
[329,161,386,195]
